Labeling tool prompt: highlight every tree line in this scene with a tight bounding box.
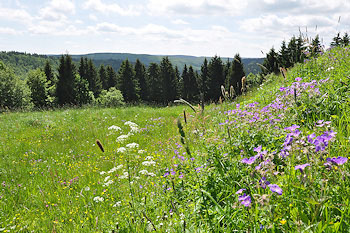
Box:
[261,32,350,75]
[0,53,246,110]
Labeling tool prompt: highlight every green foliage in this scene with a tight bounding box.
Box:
[0,61,31,110]
[56,55,76,105]
[74,74,94,106]
[207,55,225,101]
[95,87,125,107]
[147,63,162,103]
[26,69,52,108]
[118,59,139,102]
[160,57,178,104]
[134,59,148,102]
[228,53,246,95]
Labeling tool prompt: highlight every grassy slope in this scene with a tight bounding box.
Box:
[0,47,349,232]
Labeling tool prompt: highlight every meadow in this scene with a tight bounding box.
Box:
[0,46,350,232]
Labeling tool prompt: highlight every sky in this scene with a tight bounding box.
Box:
[0,0,349,58]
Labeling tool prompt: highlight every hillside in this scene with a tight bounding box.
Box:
[0,46,349,232]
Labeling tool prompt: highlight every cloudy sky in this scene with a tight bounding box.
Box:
[0,0,349,57]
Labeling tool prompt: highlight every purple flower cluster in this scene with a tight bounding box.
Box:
[235,189,251,207]
[309,130,337,152]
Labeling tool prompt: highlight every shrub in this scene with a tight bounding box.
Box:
[95,87,125,107]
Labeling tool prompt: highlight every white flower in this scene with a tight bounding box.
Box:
[119,172,128,179]
[125,121,139,133]
[126,143,139,149]
[139,170,149,175]
[108,125,121,131]
[138,150,146,154]
[147,172,156,177]
[103,180,114,187]
[142,160,156,166]
[108,165,123,173]
[104,176,111,182]
[116,134,128,143]
[84,186,90,191]
[145,155,153,160]
[93,196,104,202]
[100,171,106,175]
[117,147,127,153]
[113,201,122,207]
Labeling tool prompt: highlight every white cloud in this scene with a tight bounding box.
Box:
[89,14,98,21]
[172,19,189,25]
[0,27,22,35]
[0,7,33,23]
[38,0,75,21]
[84,0,142,16]
[147,0,247,16]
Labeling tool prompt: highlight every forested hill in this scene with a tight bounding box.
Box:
[0,51,263,77]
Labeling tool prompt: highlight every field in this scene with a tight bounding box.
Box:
[1,46,350,232]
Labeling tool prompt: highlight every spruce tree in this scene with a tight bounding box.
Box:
[106,66,117,89]
[331,33,342,47]
[181,64,189,100]
[287,36,297,66]
[278,40,290,68]
[56,55,76,105]
[160,57,177,104]
[228,54,245,95]
[296,35,305,63]
[134,59,148,101]
[44,60,55,84]
[262,48,279,75]
[118,59,139,102]
[199,58,209,101]
[187,66,199,102]
[147,63,162,103]
[99,64,108,90]
[174,66,181,99]
[311,35,322,57]
[86,59,102,97]
[342,33,349,46]
[207,56,225,101]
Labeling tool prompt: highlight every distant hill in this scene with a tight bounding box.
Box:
[0,51,264,78]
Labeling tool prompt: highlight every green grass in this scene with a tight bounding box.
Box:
[0,46,350,232]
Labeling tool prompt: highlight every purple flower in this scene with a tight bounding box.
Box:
[163,172,170,177]
[259,177,270,189]
[254,145,262,152]
[326,157,348,165]
[241,155,258,165]
[235,188,246,194]
[238,193,251,207]
[268,184,283,195]
[307,133,316,143]
[294,163,310,172]
[295,77,302,81]
[285,125,300,132]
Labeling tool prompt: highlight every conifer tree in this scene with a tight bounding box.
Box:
[118,59,139,102]
[56,55,76,105]
[296,35,305,63]
[160,57,177,104]
[44,60,55,84]
[199,58,209,101]
[287,36,297,66]
[134,59,148,101]
[181,64,189,100]
[147,63,162,103]
[207,56,225,101]
[311,35,322,57]
[278,40,290,68]
[99,64,108,90]
[174,66,181,98]
[86,59,102,97]
[342,33,349,46]
[262,48,279,75]
[331,33,342,47]
[187,66,199,102]
[106,65,117,89]
[27,69,49,108]
[228,54,246,95]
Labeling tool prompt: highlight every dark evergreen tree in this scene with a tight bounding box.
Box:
[228,54,246,95]
[181,64,189,100]
[187,66,199,102]
[134,59,148,101]
[174,66,181,98]
[160,57,177,104]
[311,35,322,57]
[262,48,279,75]
[296,35,305,63]
[118,59,139,102]
[278,40,290,68]
[331,33,342,47]
[106,65,117,89]
[342,32,349,46]
[99,64,108,90]
[86,59,102,97]
[44,60,55,84]
[199,58,209,101]
[207,56,225,101]
[287,36,297,66]
[147,63,162,103]
[56,55,76,105]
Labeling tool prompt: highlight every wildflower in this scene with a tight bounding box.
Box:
[116,135,128,143]
[238,193,251,207]
[142,160,156,166]
[126,143,139,149]
[235,188,246,194]
[84,186,90,191]
[108,125,121,131]
[104,176,111,182]
[268,184,283,195]
[113,201,121,207]
[326,156,348,165]
[295,163,310,172]
[119,172,128,179]
[139,170,149,175]
[138,149,146,154]
[117,147,126,153]
[295,77,302,81]
[108,165,123,173]
[93,196,104,202]
[241,155,258,165]
[103,180,114,187]
[100,171,106,175]
[259,177,270,189]
[280,219,287,225]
